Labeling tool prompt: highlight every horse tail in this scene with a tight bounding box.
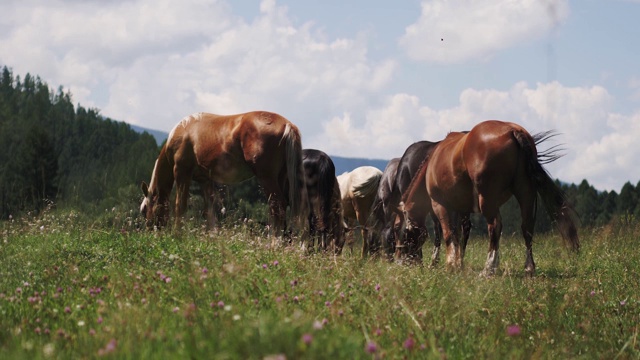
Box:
[283,122,309,229]
[512,130,580,252]
[352,171,382,198]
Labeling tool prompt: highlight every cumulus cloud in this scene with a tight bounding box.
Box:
[399,0,570,63]
[310,81,637,191]
[0,0,395,134]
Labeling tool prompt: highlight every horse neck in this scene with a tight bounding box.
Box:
[151,146,175,202]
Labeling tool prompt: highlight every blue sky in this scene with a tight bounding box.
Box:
[1,0,639,192]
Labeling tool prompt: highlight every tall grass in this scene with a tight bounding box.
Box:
[1,210,638,359]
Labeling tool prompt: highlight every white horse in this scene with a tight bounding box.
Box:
[337,166,383,257]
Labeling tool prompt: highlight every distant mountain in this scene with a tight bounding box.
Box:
[129,124,169,145]
[330,156,390,175]
[129,125,390,173]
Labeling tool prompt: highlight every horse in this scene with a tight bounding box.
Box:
[393,141,471,265]
[425,120,579,276]
[140,111,309,241]
[367,158,400,259]
[337,166,383,257]
[302,149,344,254]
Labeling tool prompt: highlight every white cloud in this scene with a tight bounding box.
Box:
[399,0,570,63]
[0,0,396,133]
[311,81,637,191]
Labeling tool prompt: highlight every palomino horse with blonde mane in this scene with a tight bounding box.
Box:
[140,111,308,239]
[337,166,383,257]
[425,120,579,276]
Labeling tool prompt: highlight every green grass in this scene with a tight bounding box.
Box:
[1,210,639,359]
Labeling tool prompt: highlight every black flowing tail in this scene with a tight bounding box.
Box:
[514,130,580,252]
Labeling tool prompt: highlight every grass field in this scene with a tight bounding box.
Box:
[1,210,639,359]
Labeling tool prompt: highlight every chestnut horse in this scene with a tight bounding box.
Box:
[140,111,308,239]
[337,166,383,257]
[302,149,344,254]
[391,141,471,265]
[426,120,579,276]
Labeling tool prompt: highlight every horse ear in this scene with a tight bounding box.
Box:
[141,182,149,197]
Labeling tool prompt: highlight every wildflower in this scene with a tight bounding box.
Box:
[506,325,521,336]
[302,333,313,345]
[15,287,22,294]
[325,301,331,307]
[590,290,596,296]
[97,338,117,356]
[172,307,179,313]
[620,300,627,306]
[217,301,225,308]
[290,279,298,287]
[64,307,71,314]
[89,329,96,336]
[365,341,378,354]
[202,267,208,274]
[273,260,279,266]
[262,264,268,269]
[164,277,172,283]
[224,305,232,312]
[374,328,382,336]
[233,314,241,321]
[77,321,85,327]
[34,327,41,334]
[97,317,103,324]
[403,337,415,350]
[313,320,323,330]
[375,283,381,291]
[293,296,299,302]
[338,309,344,316]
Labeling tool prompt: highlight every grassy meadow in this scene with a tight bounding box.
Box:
[1,209,639,359]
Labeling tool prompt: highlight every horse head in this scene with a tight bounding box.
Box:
[140,181,169,229]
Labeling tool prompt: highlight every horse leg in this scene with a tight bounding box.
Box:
[174,168,192,228]
[201,181,218,229]
[460,214,471,259]
[515,191,536,276]
[481,210,502,277]
[432,202,461,270]
[430,213,442,267]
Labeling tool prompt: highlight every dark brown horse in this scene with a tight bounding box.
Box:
[140,111,308,240]
[425,120,579,276]
[302,149,344,254]
[394,141,471,265]
[367,158,400,259]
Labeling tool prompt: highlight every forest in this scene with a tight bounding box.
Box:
[1,66,639,233]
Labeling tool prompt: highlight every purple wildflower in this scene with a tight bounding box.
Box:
[365,341,378,354]
[375,283,381,291]
[302,333,313,345]
[403,337,415,350]
[506,325,521,336]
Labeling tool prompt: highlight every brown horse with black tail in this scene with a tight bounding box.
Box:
[426,120,579,276]
[140,111,309,240]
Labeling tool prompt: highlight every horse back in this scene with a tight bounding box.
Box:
[169,112,292,183]
[463,121,533,193]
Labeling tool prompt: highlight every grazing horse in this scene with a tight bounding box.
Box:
[140,111,308,240]
[337,166,383,257]
[426,120,579,276]
[302,149,344,254]
[367,158,400,259]
[395,141,471,265]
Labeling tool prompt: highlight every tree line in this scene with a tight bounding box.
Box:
[1,66,639,232]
